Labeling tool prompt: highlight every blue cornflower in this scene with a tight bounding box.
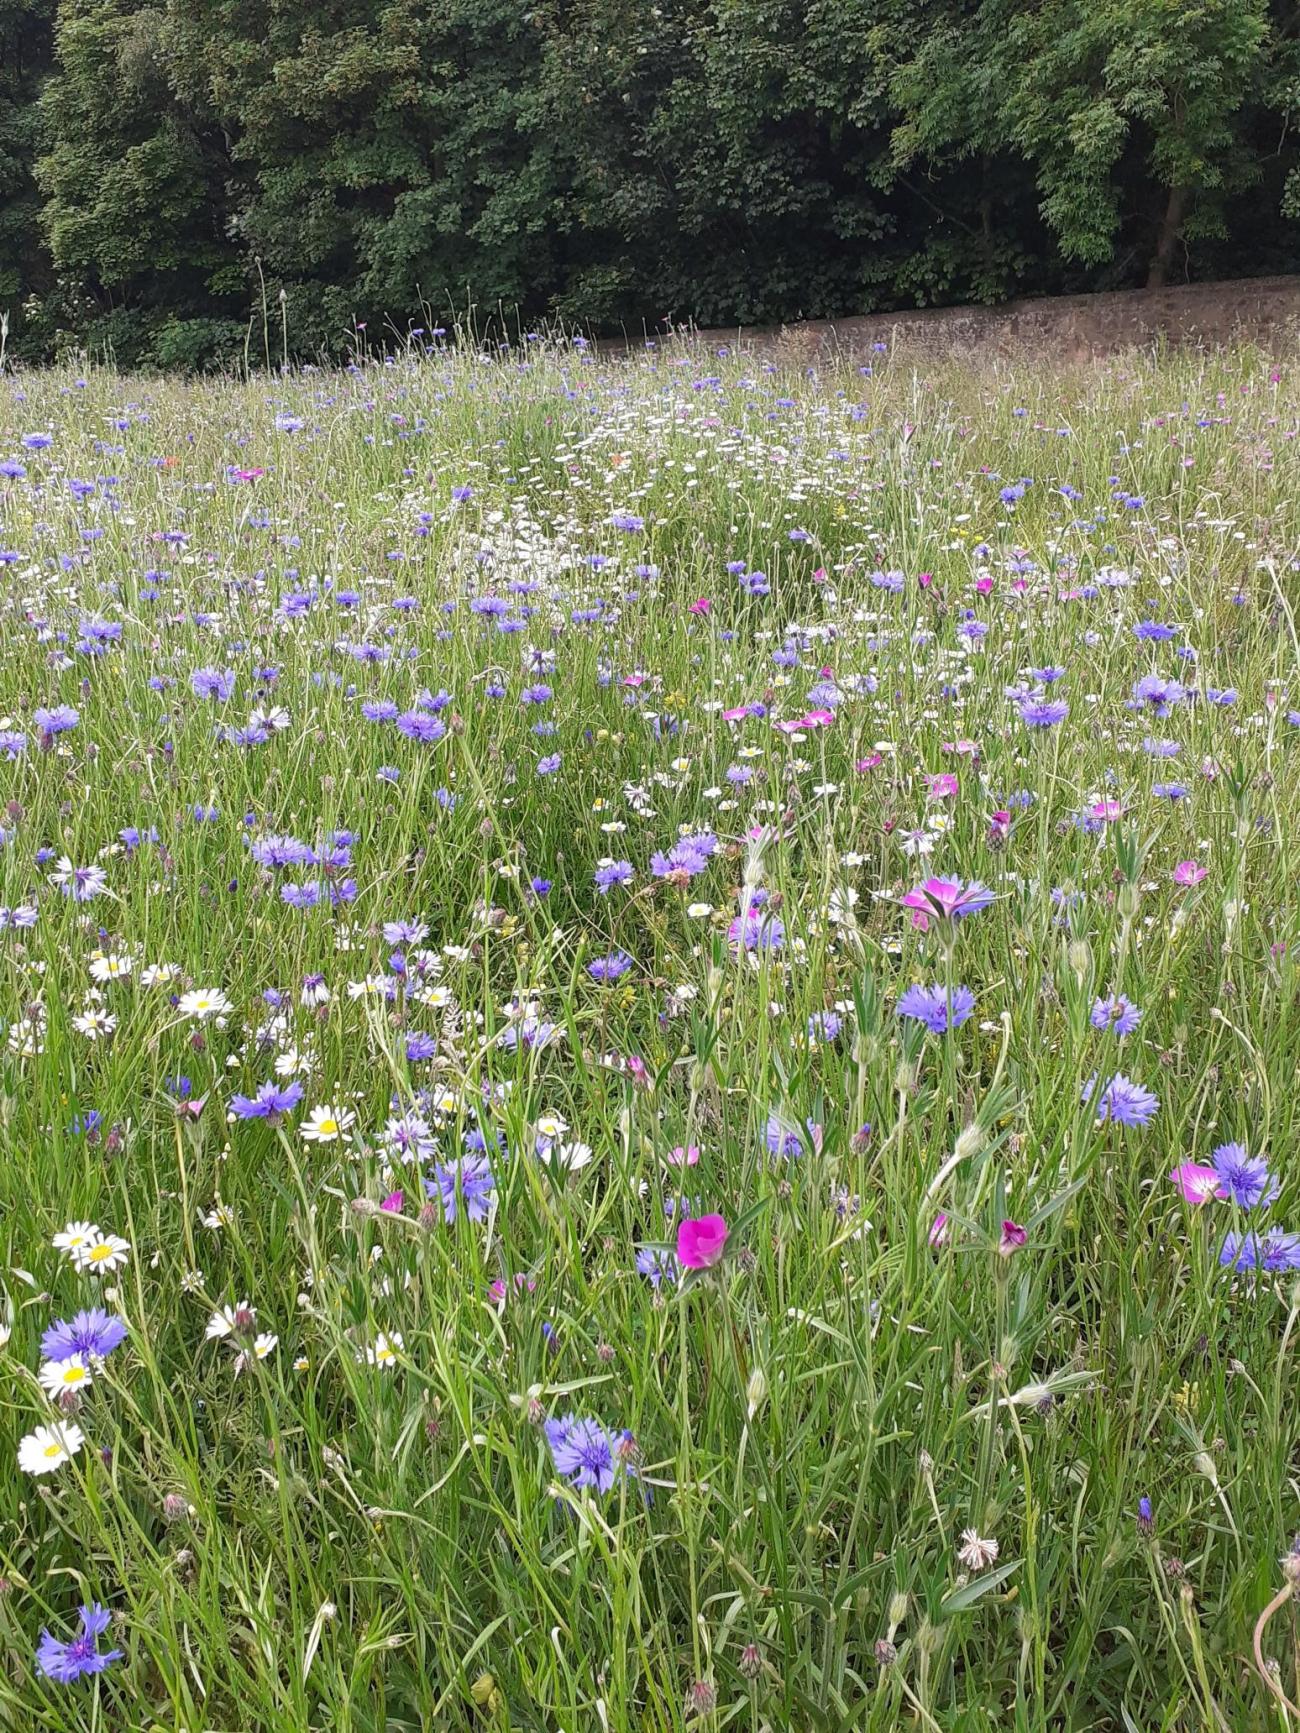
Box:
[537,753,562,776]
[635,1247,679,1288]
[587,951,634,983]
[1211,1142,1279,1210]
[191,667,236,702]
[405,1032,437,1062]
[1083,1073,1159,1127]
[544,1415,631,1493]
[1090,995,1142,1036]
[396,711,446,744]
[1133,621,1178,642]
[807,1010,843,1042]
[229,1080,305,1121]
[1019,699,1069,727]
[33,704,79,737]
[1220,1227,1300,1273]
[765,1114,816,1159]
[35,1604,123,1682]
[1130,674,1185,716]
[427,1153,496,1224]
[896,984,975,1034]
[594,860,634,894]
[41,1309,128,1362]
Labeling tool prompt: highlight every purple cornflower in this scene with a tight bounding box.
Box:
[191,667,236,702]
[1019,699,1069,727]
[544,1415,630,1493]
[635,1247,679,1288]
[35,1604,123,1682]
[594,860,634,895]
[405,1032,437,1061]
[427,1153,496,1223]
[896,983,975,1034]
[728,908,784,952]
[536,753,562,776]
[650,832,717,879]
[1220,1228,1300,1273]
[229,1080,304,1121]
[1211,1143,1279,1210]
[587,951,634,983]
[1130,674,1185,716]
[41,1309,128,1362]
[33,704,79,739]
[396,711,446,744]
[1133,621,1178,642]
[1083,1073,1159,1127]
[807,1010,843,1042]
[1090,995,1142,1036]
[765,1115,814,1159]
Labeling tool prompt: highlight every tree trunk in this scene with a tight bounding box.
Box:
[1147,184,1190,288]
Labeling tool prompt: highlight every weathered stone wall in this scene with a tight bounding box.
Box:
[621,275,1300,361]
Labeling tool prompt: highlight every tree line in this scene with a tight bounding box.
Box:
[1,0,1297,366]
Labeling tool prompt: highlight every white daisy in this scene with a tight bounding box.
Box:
[39,1355,93,1398]
[75,1234,131,1275]
[366,1331,403,1369]
[301,1105,354,1143]
[178,987,232,1022]
[18,1421,84,1475]
[53,1221,100,1258]
[89,953,133,983]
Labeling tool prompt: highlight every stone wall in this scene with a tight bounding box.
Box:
[622,275,1300,362]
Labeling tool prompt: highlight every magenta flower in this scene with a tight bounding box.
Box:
[1169,1162,1220,1204]
[900,877,996,931]
[998,1219,1027,1257]
[1172,860,1207,886]
[1089,800,1127,824]
[676,1213,729,1270]
[927,773,959,800]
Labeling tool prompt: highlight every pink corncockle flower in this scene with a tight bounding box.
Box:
[722,706,750,723]
[1172,860,1207,886]
[688,597,711,614]
[900,877,996,931]
[380,1191,404,1213]
[1169,1162,1220,1205]
[988,810,1011,846]
[622,674,645,689]
[1089,800,1127,824]
[666,1144,700,1167]
[489,1272,538,1307]
[929,1213,950,1247]
[812,568,828,584]
[676,1213,729,1270]
[802,708,834,727]
[917,571,934,589]
[928,773,959,800]
[998,1219,1027,1257]
[855,754,883,773]
[975,575,994,594]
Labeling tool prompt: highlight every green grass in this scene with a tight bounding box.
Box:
[0,337,1298,1730]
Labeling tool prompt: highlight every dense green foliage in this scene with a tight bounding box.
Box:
[0,0,1297,362]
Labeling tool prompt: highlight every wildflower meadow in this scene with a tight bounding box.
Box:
[2,337,1300,1730]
